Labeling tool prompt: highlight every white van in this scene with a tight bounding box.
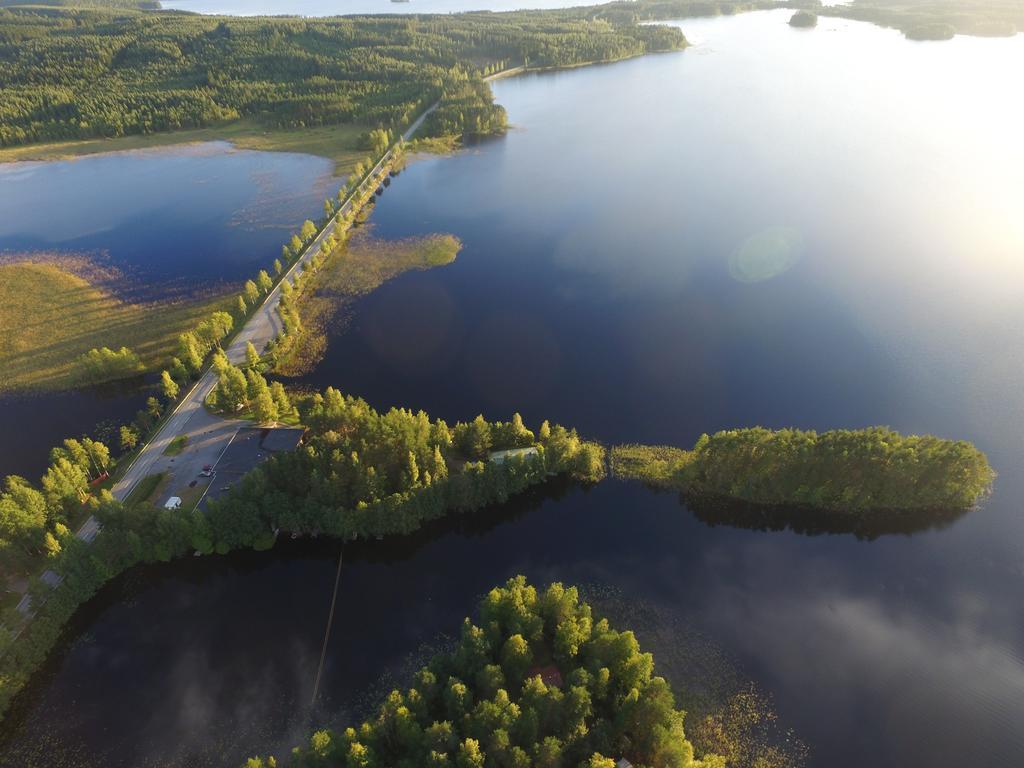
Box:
[164,496,182,510]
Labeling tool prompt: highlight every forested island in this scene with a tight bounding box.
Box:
[611,427,994,513]
[788,10,817,28]
[252,576,723,768]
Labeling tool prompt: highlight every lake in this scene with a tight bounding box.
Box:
[0,142,337,298]
[3,10,1024,768]
[0,142,337,479]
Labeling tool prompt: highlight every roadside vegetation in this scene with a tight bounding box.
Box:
[611,427,994,513]
[0,259,233,393]
[162,435,187,456]
[258,576,724,768]
[123,471,163,505]
[274,231,462,377]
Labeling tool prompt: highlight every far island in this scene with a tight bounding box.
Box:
[789,10,818,28]
[252,576,726,768]
[612,426,994,514]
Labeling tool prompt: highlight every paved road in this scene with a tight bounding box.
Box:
[15,82,515,619]
[110,131,418,505]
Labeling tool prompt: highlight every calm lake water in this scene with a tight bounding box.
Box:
[0,142,336,479]
[4,11,1024,768]
[0,142,336,297]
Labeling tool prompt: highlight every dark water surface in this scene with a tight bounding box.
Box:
[4,12,1024,768]
[0,142,337,478]
[0,142,336,296]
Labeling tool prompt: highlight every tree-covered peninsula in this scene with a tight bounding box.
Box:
[0,390,604,718]
[611,427,994,513]
[256,576,724,768]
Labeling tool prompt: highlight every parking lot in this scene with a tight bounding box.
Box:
[199,427,305,508]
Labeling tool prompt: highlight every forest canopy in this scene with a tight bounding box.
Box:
[264,576,724,768]
[0,4,684,147]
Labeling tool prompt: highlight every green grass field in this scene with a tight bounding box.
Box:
[0,120,369,174]
[125,472,165,506]
[275,232,461,377]
[0,260,233,393]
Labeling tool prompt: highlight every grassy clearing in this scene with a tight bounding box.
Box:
[0,260,233,393]
[125,472,165,506]
[274,231,461,377]
[0,120,369,174]
[163,435,188,457]
[609,444,691,488]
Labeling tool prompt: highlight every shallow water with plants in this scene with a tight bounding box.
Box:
[0,142,337,298]
[3,10,1024,768]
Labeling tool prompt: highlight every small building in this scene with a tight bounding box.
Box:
[164,496,182,510]
[488,446,539,465]
[617,760,633,768]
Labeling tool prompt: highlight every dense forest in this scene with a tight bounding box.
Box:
[612,427,995,513]
[264,576,722,768]
[0,4,684,147]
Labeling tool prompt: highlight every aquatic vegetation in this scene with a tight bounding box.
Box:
[273,233,462,377]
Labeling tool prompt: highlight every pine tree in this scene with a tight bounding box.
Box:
[245,341,261,369]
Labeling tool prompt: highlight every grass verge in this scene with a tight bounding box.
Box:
[163,435,188,457]
[124,472,165,506]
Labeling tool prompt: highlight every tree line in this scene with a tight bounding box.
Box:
[257,575,722,768]
[0,5,685,147]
